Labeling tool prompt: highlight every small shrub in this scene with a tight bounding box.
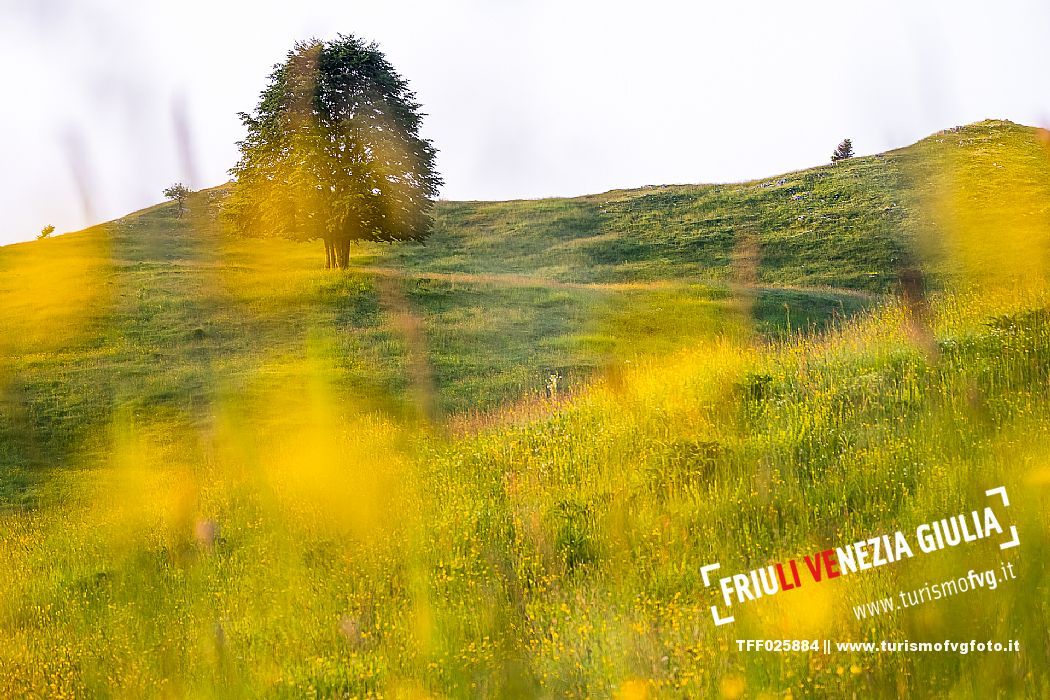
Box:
[831,138,855,162]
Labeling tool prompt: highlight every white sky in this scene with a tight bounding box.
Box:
[1,0,1049,245]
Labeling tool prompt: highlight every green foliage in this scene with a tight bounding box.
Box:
[225,35,442,268]
[163,183,191,217]
[832,137,855,162]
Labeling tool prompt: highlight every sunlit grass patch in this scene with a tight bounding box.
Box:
[0,226,112,356]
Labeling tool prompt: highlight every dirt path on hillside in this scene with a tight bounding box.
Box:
[129,256,880,300]
[352,265,881,300]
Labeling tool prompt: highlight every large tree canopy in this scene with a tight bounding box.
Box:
[225,35,442,269]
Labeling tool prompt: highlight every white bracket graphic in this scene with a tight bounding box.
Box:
[700,563,721,587]
[985,485,1019,550]
[701,563,736,626]
[985,486,1010,507]
[710,605,735,626]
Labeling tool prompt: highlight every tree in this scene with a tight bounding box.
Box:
[164,183,191,217]
[38,224,55,240]
[831,138,854,163]
[224,35,442,269]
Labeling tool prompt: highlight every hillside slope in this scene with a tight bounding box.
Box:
[0,118,1048,696]
[1,119,1047,502]
[1,119,1050,697]
[380,119,1048,291]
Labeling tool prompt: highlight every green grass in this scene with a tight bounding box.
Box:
[384,145,910,291]
[0,131,906,495]
[1,119,1049,697]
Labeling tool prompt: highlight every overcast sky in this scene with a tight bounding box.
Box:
[1,0,1049,245]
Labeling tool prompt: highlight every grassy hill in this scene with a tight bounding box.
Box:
[1,119,1049,697]
[2,119,1047,498]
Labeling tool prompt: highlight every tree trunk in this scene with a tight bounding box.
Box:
[323,237,334,269]
[337,239,351,269]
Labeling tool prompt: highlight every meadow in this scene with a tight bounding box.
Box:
[0,119,1049,697]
